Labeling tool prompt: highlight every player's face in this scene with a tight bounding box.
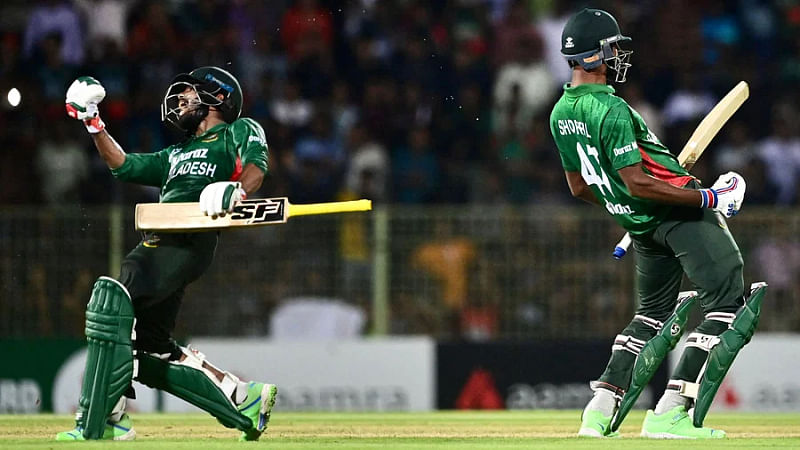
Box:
[177,86,201,116]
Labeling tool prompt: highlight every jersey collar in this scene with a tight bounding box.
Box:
[563,83,615,97]
[193,122,228,140]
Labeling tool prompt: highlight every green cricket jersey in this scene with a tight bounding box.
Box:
[111,118,268,203]
[549,83,694,234]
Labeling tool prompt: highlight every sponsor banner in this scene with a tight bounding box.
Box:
[162,337,435,412]
[50,338,434,414]
[669,333,800,411]
[436,341,667,410]
[0,339,84,413]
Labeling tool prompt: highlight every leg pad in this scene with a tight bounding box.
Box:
[610,291,697,432]
[81,277,135,439]
[693,282,767,427]
[135,352,252,431]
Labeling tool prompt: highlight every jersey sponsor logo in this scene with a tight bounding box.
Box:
[248,134,266,146]
[613,141,637,156]
[557,119,592,138]
[230,198,286,223]
[168,148,209,165]
[604,199,634,215]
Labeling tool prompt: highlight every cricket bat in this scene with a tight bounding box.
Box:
[612,81,749,259]
[135,197,372,232]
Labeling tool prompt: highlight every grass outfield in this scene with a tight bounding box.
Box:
[1,411,799,448]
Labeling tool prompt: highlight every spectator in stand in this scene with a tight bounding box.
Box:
[329,80,360,145]
[492,30,555,136]
[35,121,88,204]
[756,111,800,205]
[699,2,741,66]
[280,0,333,61]
[287,112,344,203]
[392,126,440,204]
[270,79,314,132]
[619,81,664,139]
[492,0,536,66]
[661,72,717,128]
[31,33,77,101]
[344,122,389,203]
[23,0,84,66]
[74,0,132,58]
[714,121,757,173]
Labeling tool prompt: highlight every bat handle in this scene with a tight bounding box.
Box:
[613,233,632,260]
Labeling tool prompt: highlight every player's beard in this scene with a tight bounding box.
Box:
[178,106,208,134]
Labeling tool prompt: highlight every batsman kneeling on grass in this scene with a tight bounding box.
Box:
[550,9,767,439]
[57,67,277,441]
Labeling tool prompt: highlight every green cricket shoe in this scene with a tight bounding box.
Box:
[238,382,278,441]
[578,410,619,438]
[640,406,726,439]
[55,413,136,441]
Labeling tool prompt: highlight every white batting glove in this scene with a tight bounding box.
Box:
[66,76,106,133]
[199,181,246,219]
[699,171,746,218]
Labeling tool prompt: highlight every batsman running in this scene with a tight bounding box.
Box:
[56,67,277,441]
[549,9,767,439]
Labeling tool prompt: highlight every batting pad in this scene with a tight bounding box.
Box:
[693,282,767,427]
[80,276,135,439]
[135,352,252,431]
[611,291,698,432]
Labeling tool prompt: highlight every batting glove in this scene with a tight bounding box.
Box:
[199,181,247,219]
[699,171,746,218]
[65,76,106,133]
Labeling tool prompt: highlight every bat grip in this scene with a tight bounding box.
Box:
[289,199,372,217]
[613,233,632,259]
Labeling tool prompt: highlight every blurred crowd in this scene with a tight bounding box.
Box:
[1,0,800,207]
[3,0,800,340]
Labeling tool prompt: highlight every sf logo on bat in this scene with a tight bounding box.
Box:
[230,198,286,224]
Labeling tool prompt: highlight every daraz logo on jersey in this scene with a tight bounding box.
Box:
[613,141,637,156]
[605,199,634,215]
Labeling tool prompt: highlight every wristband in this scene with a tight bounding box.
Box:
[699,188,717,209]
[84,116,106,134]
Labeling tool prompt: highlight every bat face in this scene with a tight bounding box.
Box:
[135,197,371,231]
[230,198,287,224]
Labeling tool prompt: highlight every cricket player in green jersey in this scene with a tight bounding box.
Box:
[550,9,767,439]
[57,67,277,441]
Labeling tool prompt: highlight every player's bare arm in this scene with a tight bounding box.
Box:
[617,163,701,206]
[90,130,126,169]
[619,164,746,216]
[564,171,600,205]
[239,163,264,195]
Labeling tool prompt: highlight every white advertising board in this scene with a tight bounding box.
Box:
[53,337,435,413]
[669,333,800,411]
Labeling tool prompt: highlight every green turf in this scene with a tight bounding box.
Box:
[1,411,799,448]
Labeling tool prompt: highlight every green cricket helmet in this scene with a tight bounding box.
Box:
[561,8,632,82]
[161,66,243,133]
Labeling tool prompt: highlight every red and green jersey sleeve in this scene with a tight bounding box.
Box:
[549,83,694,234]
[227,118,269,175]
